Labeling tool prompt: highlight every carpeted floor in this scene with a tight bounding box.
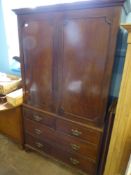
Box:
[0,134,81,175]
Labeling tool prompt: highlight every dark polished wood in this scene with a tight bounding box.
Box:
[20,6,121,125]
[57,7,121,125]
[21,13,60,113]
[25,134,97,175]
[14,1,124,174]
[25,133,52,153]
[13,0,125,15]
[24,118,101,160]
[23,107,56,128]
[56,118,102,145]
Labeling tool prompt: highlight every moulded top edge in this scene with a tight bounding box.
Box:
[13,0,125,15]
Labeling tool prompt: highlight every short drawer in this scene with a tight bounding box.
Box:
[23,108,55,128]
[56,118,102,144]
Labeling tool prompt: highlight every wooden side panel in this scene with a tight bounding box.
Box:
[0,105,23,145]
[104,25,131,175]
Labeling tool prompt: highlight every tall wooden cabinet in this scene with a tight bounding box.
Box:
[14,1,124,174]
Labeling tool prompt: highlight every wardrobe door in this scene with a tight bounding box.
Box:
[58,8,118,124]
[20,14,58,112]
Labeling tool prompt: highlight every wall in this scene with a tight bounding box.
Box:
[0,0,10,73]
[0,0,20,76]
[121,7,128,23]
[126,13,131,22]
[125,0,131,22]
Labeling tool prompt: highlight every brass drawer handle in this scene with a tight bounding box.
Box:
[33,115,42,122]
[35,142,43,148]
[34,129,42,135]
[70,157,79,165]
[70,144,80,151]
[71,129,82,137]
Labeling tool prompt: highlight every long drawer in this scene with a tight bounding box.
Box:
[24,119,100,160]
[25,134,97,175]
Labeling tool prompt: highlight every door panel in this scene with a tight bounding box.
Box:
[59,12,111,123]
[21,14,56,112]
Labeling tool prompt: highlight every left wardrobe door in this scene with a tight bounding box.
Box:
[19,13,58,113]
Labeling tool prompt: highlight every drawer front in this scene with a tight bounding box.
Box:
[24,119,99,160]
[23,108,55,128]
[52,145,97,175]
[25,133,51,153]
[56,132,98,160]
[56,118,102,144]
[25,134,96,175]
[24,119,56,142]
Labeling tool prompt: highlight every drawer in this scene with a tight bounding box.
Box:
[24,119,56,142]
[56,132,98,160]
[23,108,55,128]
[25,134,96,175]
[25,133,51,153]
[51,146,97,175]
[24,119,99,160]
[56,118,102,144]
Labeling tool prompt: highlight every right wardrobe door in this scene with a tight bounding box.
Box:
[58,8,116,125]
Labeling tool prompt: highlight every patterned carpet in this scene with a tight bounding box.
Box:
[0,134,81,175]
